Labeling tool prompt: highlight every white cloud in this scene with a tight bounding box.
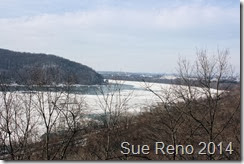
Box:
[0,4,239,73]
[0,4,238,30]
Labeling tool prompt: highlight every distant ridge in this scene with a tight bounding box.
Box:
[0,48,104,85]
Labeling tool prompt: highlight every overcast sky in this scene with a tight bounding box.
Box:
[0,0,240,74]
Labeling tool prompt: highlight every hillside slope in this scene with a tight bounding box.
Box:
[0,48,104,85]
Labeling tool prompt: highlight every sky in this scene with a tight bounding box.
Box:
[0,0,240,74]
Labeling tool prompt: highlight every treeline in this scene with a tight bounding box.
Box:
[0,48,104,85]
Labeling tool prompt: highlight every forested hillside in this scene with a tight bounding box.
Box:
[0,48,104,85]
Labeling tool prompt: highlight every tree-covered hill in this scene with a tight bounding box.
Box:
[0,48,104,85]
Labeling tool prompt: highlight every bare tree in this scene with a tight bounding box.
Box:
[174,48,239,159]
[141,48,240,160]
[30,82,86,160]
[83,80,134,160]
[0,83,39,160]
[142,82,187,160]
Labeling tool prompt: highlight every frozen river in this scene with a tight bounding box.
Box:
[0,80,221,138]
[84,79,220,114]
[84,80,169,114]
[0,79,221,114]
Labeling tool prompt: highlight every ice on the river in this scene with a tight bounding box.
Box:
[84,80,220,114]
[0,80,222,140]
